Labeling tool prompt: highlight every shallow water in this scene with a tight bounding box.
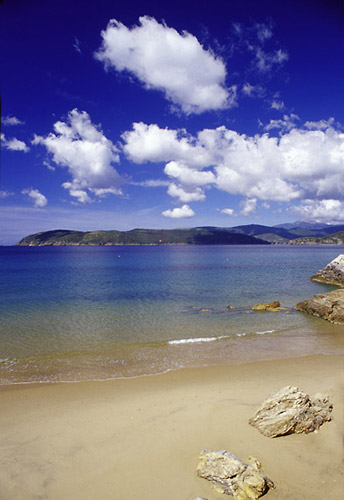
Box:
[1,245,344,384]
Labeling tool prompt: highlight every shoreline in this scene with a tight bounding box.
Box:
[1,353,343,499]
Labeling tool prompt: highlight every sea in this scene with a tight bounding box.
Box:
[1,244,344,385]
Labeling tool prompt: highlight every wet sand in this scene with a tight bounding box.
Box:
[0,354,343,499]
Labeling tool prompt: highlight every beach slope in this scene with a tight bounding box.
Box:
[0,354,343,499]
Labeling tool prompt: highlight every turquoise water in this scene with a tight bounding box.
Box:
[1,245,344,384]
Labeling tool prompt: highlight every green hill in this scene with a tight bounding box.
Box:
[16,228,270,246]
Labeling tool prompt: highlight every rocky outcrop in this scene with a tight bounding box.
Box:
[252,301,281,311]
[197,450,274,499]
[249,386,333,438]
[311,254,344,286]
[295,289,344,324]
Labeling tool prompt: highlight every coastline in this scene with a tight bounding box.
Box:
[1,353,343,499]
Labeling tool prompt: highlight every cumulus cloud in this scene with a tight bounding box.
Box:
[167,183,206,202]
[32,109,123,204]
[221,208,235,216]
[292,199,344,223]
[122,122,212,167]
[1,133,29,152]
[95,16,234,114]
[122,120,344,216]
[240,198,257,216]
[162,204,195,218]
[1,115,24,126]
[22,188,48,208]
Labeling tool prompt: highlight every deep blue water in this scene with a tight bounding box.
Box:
[1,245,344,383]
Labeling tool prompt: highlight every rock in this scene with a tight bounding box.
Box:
[252,300,281,311]
[227,305,234,309]
[311,254,344,286]
[295,289,344,324]
[196,449,274,499]
[249,386,333,438]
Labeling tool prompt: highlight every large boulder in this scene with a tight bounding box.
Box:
[249,386,333,438]
[197,449,274,499]
[295,289,344,324]
[311,254,344,286]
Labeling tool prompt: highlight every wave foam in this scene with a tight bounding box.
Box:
[168,330,275,345]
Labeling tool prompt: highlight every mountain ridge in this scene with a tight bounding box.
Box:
[16,223,344,246]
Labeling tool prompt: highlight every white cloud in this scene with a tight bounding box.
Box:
[162,204,195,218]
[164,160,215,186]
[304,118,335,130]
[32,109,123,204]
[0,190,14,199]
[122,120,344,214]
[167,183,206,202]
[292,199,344,223]
[1,116,24,126]
[271,100,285,111]
[43,160,56,171]
[256,22,273,43]
[221,208,235,216]
[122,122,212,167]
[240,198,257,216]
[132,179,170,187]
[95,16,234,114]
[73,37,82,54]
[1,133,29,152]
[22,188,48,208]
[254,47,288,73]
[242,83,265,98]
[264,114,300,132]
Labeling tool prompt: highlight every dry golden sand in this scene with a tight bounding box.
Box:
[0,354,343,500]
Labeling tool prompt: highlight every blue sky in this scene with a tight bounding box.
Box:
[1,0,344,244]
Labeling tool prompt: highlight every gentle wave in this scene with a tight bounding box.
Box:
[168,329,275,345]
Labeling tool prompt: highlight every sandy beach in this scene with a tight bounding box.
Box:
[0,353,343,500]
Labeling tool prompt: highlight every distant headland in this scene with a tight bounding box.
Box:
[15,223,344,246]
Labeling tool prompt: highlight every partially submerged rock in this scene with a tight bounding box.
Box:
[252,300,281,311]
[295,289,344,324]
[249,386,333,438]
[311,254,344,286]
[197,449,274,499]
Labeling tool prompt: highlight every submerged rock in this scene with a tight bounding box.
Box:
[295,289,344,324]
[197,449,274,499]
[311,254,344,286]
[252,300,281,311]
[249,386,333,438]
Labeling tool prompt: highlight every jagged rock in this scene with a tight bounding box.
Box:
[295,289,344,324]
[252,300,281,311]
[311,254,344,286]
[249,386,333,438]
[196,450,274,498]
